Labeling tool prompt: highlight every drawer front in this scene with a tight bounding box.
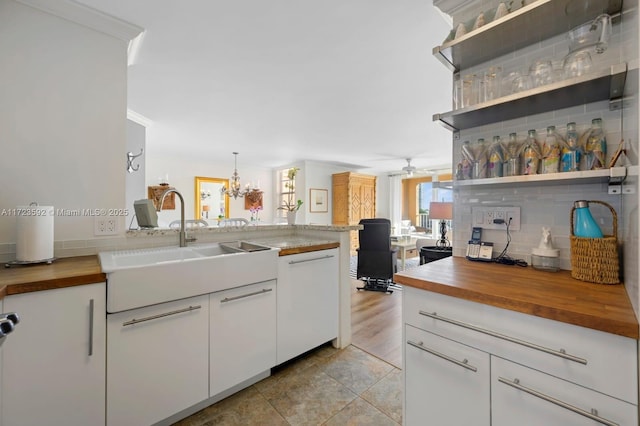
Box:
[403,287,637,404]
[492,357,638,426]
[404,324,490,426]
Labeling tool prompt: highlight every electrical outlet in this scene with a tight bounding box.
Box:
[95,217,118,236]
[472,206,521,231]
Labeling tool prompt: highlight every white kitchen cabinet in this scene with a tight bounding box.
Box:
[492,357,637,426]
[106,294,209,426]
[402,286,638,426]
[404,324,490,426]
[209,280,276,397]
[2,283,106,426]
[277,248,339,364]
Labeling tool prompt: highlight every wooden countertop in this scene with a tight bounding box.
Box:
[394,256,639,340]
[0,239,340,295]
[0,256,105,296]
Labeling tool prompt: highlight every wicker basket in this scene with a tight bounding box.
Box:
[570,200,619,284]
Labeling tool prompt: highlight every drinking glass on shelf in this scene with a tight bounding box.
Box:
[511,73,532,93]
[452,74,462,109]
[562,50,593,78]
[501,71,521,96]
[483,66,502,102]
[530,59,553,87]
[461,74,479,107]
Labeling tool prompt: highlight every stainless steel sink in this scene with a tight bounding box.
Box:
[190,244,243,257]
[220,241,271,252]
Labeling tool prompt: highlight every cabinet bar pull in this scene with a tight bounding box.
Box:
[407,340,477,372]
[498,377,618,426]
[123,305,201,326]
[289,255,334,265]
[220,288,272,303]
[88,299,94,356]
[420,311,587,365]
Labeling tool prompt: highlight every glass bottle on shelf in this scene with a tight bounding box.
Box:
[521,129,541,175]
[470,138,488,179]
[584,118,607,170]
[487,136,504,178]
[561,122,582,172]
[501,132,521,177]
[458,141,473,180]
[540,125,561,174]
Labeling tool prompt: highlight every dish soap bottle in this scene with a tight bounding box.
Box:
[521,129,541,175]
[573,200,603,238]
[541,126,561,174]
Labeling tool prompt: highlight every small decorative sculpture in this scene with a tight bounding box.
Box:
[538,226,553,250]
[531,226,560,264]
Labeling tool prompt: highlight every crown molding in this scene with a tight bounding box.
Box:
[15,0,143,42]
[127,109,153,128]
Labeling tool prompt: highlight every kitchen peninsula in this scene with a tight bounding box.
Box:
[0,224,358,426]
[395,257,639,425]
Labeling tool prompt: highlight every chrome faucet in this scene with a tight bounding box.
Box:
[158,188,188,247]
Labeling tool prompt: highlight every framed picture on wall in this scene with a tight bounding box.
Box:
[309,188,328,213]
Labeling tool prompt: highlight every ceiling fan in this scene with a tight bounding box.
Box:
[401,158,417,177]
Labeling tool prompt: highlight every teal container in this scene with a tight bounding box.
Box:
[573,200,603,238]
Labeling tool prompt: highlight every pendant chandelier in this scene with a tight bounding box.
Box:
[221,152,260,199]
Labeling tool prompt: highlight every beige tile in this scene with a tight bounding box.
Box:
[261,368,357,425]
[254,352,330,400]
[322,345,394,394]
[173,344,402,426]
[173,386,287,426]
[324,398,399,426]
[361,368,403,424]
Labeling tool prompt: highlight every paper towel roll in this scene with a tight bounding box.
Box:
[16,205,54,262]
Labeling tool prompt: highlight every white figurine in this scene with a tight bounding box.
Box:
[538,226,554,250]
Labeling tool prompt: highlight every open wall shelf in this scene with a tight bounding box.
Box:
[453,167,625,188]
[433,63,627,132]
[433,0,623,72]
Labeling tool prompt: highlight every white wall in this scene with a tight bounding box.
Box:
[126,120,146,229]
[0,1,128,245]
[146,154,275,225]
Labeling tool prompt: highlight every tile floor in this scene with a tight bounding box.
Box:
[172,344,402,425]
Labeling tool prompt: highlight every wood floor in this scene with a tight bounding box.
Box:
[350,278,402,369]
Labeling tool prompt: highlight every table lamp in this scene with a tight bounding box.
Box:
[429,202,453,248]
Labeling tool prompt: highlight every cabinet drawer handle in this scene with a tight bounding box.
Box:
[420,311,587,365]
[498,377,618,426]
[288,254,334,265]
[407,339,477,372]
[220,288,273,303]
[88,299,94,356]
[122,305,201,326]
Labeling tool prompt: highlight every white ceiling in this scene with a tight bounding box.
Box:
[77,0,453,175]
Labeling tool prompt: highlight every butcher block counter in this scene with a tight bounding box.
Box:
[394,256,639,339]
[0,256,104,296]
[0,237,340,296]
